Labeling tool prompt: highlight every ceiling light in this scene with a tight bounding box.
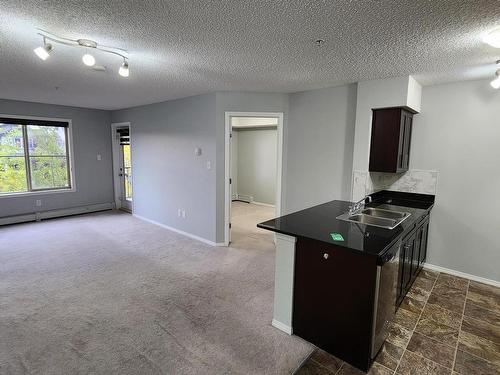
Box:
[483,27,500,48]
[119,60,129,77]
[33,30,130,77]
[34,39,53,60]
[490,61,500,89]
[82,53,96,66]
[491,71,500,89]
[491,77,500,89]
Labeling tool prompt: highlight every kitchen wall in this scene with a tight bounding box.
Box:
[0,99,113,217]
[233,127,277,205]
[411,79,500,282]
[286,84,357,213]
[111,93,218,243]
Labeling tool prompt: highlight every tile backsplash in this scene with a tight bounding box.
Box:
[352,169,438,200]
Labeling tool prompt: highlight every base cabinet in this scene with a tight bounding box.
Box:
[293,237,378,372]
[397,215,430,305]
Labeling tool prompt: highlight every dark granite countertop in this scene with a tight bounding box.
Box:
[257,190,435,260]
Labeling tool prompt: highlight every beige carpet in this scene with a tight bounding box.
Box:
[0,209,312,374]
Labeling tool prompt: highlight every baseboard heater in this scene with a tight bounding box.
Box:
[0,202,114,226]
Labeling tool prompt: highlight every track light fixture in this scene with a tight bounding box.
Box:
[490,60,500,89]
[34,37,53,60]
[82,53,96,67]
[119,59,129,77]
[483,27,500,48]
[33,30,130,78]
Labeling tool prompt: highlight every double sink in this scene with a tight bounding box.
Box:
[337,207,411,229]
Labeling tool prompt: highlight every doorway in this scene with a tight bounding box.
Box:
[224,112,284,246]
[111,122,133,212]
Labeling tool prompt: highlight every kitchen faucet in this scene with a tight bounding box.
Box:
[348,195,373,215]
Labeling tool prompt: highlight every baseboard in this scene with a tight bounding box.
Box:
[133,214,218,247]
[0,203,114,226]
[251,201,276,208]
[272,319,293,335]
[424,263,500,288]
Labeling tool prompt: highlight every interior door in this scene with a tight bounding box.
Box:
[117,127,132,212]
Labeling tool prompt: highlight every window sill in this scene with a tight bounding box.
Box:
[0,188,76,198]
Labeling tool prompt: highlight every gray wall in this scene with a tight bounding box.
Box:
[411,79,500,282]
[111,93,218,243]
[285,84,357,213]
[0,99,113,217]
[234,128,277,205]
[215,92,289,242]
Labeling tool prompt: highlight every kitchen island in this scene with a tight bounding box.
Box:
[257,190,434,371]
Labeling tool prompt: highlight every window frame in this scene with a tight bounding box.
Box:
[0,114,76,197]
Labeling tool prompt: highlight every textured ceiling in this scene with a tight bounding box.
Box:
[0,0,499,110]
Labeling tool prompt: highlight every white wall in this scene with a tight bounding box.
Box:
[411,79,500,282]
[234,127,277,205]
[285,84,357,213]
[0,99,114,217]
[111,93,218,243]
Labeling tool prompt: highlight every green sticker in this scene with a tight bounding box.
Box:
[330,232,344,241]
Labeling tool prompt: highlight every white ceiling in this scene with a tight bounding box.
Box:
[1,0,499,110]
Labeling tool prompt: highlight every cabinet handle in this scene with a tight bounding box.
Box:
[323,253,329,260]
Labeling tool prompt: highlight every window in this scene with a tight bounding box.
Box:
[0,117,72,195]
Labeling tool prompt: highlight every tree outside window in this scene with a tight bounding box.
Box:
[0,120,71,194]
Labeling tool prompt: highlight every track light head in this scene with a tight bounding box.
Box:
[34,42,53,60]
[119,59,129,77]
[491,70,500,89]
[82,53,96,66]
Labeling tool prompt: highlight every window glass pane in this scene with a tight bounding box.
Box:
[30,156,69,189]
[123,144,132,200]
[0,124,25,156]
[27,125,67,156]
[0,156,28,193]
[0,124,28,193]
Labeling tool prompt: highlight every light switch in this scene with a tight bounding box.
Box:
[97,154,102,161]
[206,161,211,170]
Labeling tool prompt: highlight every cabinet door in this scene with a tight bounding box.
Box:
[397,112,406,170]
[397,244,406,305]
[411,227,422,279]
[402,232,415,292]
[419,218,430,265]
[402,112,413,170]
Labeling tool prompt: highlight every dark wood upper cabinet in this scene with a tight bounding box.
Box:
[369,107,417,173]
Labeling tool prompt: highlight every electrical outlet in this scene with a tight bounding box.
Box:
[97,154,102,161]
[177,208,182,217]
[35,199,42,207]
[182,209,186,219]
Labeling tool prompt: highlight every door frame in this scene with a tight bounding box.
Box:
[224,111,284,246]
[111,122,133,212]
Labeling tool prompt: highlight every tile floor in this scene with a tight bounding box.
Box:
[295,269,500,375]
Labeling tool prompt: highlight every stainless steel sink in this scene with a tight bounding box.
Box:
[337,207,411,229]
[362,208,408,220]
